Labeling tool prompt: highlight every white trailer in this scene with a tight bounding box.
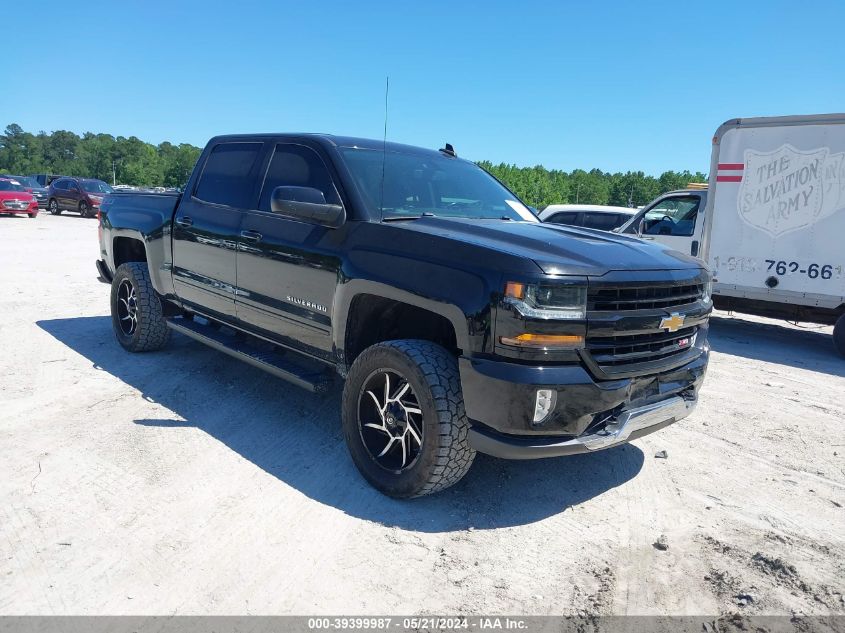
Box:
[620,114,845,357]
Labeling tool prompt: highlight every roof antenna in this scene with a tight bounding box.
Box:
[379,76,389,221]
[439,143,457,157]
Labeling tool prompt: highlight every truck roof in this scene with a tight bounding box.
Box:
[663,187,708,196]
[206,133,450,159]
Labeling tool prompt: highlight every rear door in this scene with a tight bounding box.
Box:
[172,141,263,320]
[67,180,83,211]
[58,180,74,209]
[50,180,64,207]
[235,142,344,359]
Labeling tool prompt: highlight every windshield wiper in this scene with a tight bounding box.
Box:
[382,212,436,222]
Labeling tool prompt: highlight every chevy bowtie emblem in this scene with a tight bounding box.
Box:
[659,312,685,333]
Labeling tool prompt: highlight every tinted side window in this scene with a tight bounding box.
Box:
[54,180,66,190]
[548,211,579,226]
[258,144,339,211]
[643,196,700,237]
[582,212,626,231]
[195,142,262,208]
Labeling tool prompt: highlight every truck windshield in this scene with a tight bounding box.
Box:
[340,147,537,222]
[11,176,38,188]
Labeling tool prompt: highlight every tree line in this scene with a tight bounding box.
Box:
[0,123,706,208]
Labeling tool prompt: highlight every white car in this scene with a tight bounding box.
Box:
[539,204,637,231]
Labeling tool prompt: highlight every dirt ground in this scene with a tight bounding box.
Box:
[0,213,843,617]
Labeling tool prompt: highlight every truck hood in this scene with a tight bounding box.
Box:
[395,217,703,276]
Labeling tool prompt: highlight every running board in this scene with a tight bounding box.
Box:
[166,317,334,393]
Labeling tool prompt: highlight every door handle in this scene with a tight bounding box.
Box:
[175,216,193,227]
[240,230,262,242]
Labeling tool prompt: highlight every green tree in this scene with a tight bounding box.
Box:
[0,122,707,200]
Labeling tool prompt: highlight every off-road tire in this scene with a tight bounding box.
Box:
[110,262,171,352]
[342,339,475,498]
[835,313,845,359]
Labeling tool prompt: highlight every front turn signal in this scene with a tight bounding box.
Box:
[499,333,584,350]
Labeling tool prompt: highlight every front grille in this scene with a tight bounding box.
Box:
[3,200,29,210]
[584,278,708,377]
[586,326,698,367]
[589,283,704,311]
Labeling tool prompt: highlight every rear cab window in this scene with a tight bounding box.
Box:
[194,142,263,208]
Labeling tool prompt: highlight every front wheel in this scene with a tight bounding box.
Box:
[79,201,91,217]
[835,314,845,359]
[110,262,171,352]
[341,340,475,498]
[48,199,60,215]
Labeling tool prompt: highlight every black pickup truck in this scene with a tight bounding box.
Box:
[96,134,712,497]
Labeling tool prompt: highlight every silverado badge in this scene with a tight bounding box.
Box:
[659,313,685,333]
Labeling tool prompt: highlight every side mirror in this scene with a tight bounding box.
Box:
[270,186,345,228]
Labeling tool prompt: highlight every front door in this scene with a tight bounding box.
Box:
[235,142,343,360]
[172,141,263,320]
[625,192,706,258]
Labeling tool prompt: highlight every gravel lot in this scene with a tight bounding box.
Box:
[1,213,843,616]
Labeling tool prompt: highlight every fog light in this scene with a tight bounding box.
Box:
[533,389,556,424]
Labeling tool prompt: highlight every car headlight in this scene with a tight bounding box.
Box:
[500,281,587,350]
[702,279,713,304]
[503,281,587,320]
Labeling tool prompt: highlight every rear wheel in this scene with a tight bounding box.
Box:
[48,199,60,215]
[110,262,171,352]
[835,314,845,359]
[341,340,475,498]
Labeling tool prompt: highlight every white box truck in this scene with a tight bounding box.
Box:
[619,114,845,357]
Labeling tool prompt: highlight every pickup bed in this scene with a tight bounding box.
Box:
[96,134,712,497]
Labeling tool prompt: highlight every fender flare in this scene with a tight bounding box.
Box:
[332,279,471,359]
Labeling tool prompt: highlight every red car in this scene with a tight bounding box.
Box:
[0,178,38,218]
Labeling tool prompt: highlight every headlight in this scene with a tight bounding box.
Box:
[504,281,587,320]
[702,279,713,304]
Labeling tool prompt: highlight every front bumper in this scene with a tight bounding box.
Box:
[459,341,708,458]
[469,394,695,459]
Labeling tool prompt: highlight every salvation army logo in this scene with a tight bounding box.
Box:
[737,144,829,237]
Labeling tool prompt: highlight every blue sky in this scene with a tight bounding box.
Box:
[3,0,844,174]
